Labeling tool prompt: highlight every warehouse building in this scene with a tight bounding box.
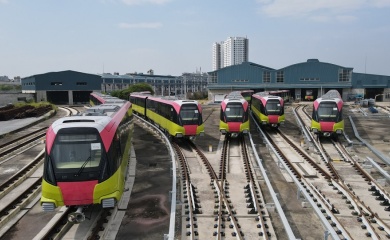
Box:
[19,59,390,104]
[20,70,207,105]
[207,59,390,102]
[21,70,101,104]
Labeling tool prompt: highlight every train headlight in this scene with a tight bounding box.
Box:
[243,130,248,134]
[312,128,318,133]
[200,132,205,137]
[336,129,343,134]
[220,130,227,134]
[261,121,267,125]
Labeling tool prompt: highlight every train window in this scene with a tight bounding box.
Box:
[265,99,282,114]
[318,102,339,120]
[179,104,201,125]
[224,103,244,122]
[51,133,102,170]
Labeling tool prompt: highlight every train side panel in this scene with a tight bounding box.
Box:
[146,109,192,136]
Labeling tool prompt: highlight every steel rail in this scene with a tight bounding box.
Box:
[251,111,344,240]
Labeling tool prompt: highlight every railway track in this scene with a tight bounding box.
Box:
[173,136,277,239]
[2,102,390,239]
[290,104,390,238]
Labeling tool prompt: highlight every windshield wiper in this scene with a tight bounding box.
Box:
[191,113,199,121]
[75,156,91,177]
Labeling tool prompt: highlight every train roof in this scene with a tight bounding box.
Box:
[50,101,130,132]
[148,96,199,106]
[225,91,245,100]
[315,97,343,104]
[129,93,149,99]
[130,93,201,113]
[222,91,246,104]
[131,94,199,106]
[314,90,343,104]
[221,91,249,110]
[91,92,121,104]
[241,90,254,93]
[252,92,283,100]
[320,90,341,99]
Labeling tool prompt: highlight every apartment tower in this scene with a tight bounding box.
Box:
[212,37,248,71]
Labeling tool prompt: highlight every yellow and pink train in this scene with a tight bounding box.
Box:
[129,93,204,139]
[41,93,133,223]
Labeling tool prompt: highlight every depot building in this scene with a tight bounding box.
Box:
[207,59,390,102]
[20,59,390,105]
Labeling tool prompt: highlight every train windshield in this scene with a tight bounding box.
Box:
[318,102,339,121]
[50,132,102,172]
[179,104,202,125]
[225,103,245,122]
[265,99,282,114]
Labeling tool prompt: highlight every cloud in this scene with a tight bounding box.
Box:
[257,0,390,21]
[118,22,162,29]
[121,0,171,5]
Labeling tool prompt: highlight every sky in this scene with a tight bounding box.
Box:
[1,0,390,79]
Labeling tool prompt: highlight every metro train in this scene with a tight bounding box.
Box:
[41,93,133,223]
[219,91,250,136]
[251,92,285,127]
[268,90,290,102]
[311,90,344,137]
[90,92,125,106]
[240,90,254,105]
[129,93,205,138]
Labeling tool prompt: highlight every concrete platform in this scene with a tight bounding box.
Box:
[0,117,46,136]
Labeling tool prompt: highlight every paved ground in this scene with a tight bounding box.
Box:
[116,120,173,239]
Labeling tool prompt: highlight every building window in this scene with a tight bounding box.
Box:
[300,77,320,81]
[263,71,271,83]
[339,68,351,82]
[51,82,63,86]
[232,79,248,82]
[276,71,284,83]
[76,82,87,85]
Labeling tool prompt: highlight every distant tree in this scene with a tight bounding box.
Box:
[110,90,121,98]
[128,83,154,94]
[0,85,14,91]
[112,83,154,100]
